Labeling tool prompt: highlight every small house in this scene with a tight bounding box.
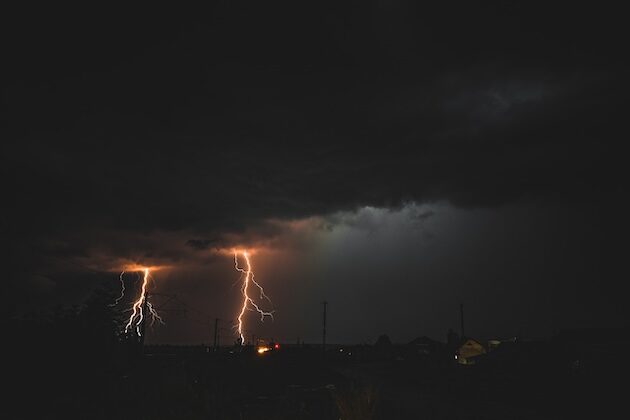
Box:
[456,338,486,365]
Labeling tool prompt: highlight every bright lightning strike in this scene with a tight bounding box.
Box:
[122,268,164,336]
[234,250,274,345]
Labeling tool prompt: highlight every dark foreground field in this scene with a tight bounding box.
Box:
[10,342,626,420]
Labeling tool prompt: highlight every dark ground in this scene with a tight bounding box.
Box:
[9,342,626,420]
[5,299,626,419]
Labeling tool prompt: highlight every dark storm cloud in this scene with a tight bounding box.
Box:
[186,239,219,251]
[2,2,625,283]
[413,210,434,221]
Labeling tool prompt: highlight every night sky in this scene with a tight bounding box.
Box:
[3,3,626,345]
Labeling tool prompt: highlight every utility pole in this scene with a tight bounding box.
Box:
[213,318,219,351]
[322,300,328,357]
[460,303,465,339]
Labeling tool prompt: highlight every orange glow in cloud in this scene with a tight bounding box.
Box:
[214,246,266,257]
[120,263,169,273]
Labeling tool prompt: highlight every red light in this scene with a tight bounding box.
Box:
[274,344,279,349]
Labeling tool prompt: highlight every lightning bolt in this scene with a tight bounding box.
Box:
[147,301,165,327]
[234,250,274,345]
[123,268,164,336]
[109,270,126,307]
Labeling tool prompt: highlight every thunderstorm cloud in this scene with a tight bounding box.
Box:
[2,2,626,342]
